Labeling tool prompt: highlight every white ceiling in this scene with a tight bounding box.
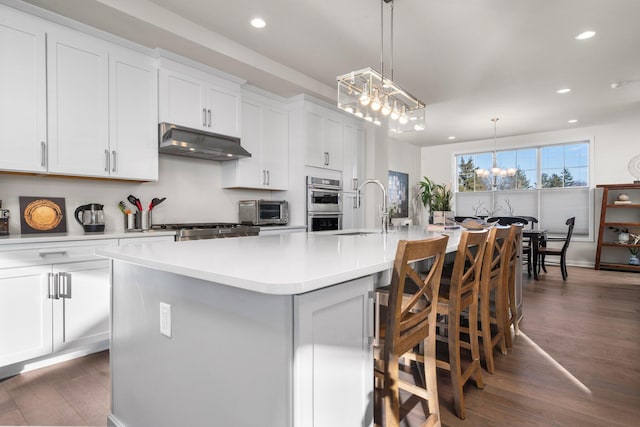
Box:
[20,0,640,147]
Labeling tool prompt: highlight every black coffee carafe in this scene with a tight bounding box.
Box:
[74,203,105,232]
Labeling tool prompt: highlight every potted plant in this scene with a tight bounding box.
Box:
[609,226,630,243]
[629,247,640,266]
[418,176,453,225]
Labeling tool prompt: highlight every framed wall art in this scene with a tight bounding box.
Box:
[388,170,409,218]
[19,196,67,234]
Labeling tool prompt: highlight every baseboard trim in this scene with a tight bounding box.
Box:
[0,340,109,380]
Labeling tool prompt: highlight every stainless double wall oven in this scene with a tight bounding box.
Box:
[306,176,343,231]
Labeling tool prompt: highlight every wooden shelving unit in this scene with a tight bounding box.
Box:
[595,184,640,272]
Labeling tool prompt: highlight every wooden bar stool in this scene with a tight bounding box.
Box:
[476,226,511,373]
[434,230,487,419]
[374,235,449,427]
[504,224,523,350]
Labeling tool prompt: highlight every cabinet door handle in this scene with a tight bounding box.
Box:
[202,108,207,127]
[352,178,358,191]
[368,290,379,348]
[266,170,270,186]
[39,250,68,257]
[58,272,72,299]
[324,152,329,166]
[262,170,266,185]
[111,150,117,172]
[207,109,212,127]
[48,273,59,299]
[104,149,110,172]
[41,141,47,167]
[353,197,358,209]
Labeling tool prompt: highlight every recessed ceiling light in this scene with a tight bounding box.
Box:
[575,31,596,40]
[568,119,578,124]
[556,88,571,94]
[250,17,266,28]
[448,136,456,140]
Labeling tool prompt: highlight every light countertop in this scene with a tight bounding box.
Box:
[0,230,176,246]
[97,226,464,295]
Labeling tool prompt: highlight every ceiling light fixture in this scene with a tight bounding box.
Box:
[250,17,266,28]
[556,88,571,94]
[475,118,516,190]
[337,0,425,131]
[448,136,456,140]
[575,30,596,40]
[568,119,578,124]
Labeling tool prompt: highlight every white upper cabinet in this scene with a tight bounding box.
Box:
[222,90,289,190]
[159,60,242,138]
[0,6,47,173]
[0,5,158,181]
[304,102,344,171]
[47,29,110,177]
[109,48,158,181]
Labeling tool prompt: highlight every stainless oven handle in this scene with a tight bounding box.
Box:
[307,212,343,217]
[308,187,343,194]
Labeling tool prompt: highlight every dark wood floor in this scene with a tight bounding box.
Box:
[0,351,109,426]
[1,266,638,426]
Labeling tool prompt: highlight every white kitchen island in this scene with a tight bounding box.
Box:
[97,227,462,427]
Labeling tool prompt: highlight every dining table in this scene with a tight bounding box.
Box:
[523,229,547,280]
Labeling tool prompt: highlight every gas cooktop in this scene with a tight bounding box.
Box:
[151,223,260,241]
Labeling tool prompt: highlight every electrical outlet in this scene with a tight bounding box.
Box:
[159,302,171,338]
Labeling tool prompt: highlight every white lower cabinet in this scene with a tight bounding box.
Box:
[0,265,53,367]
[294,276,374,427]
[52,260,110,352]
[0,259,110,369]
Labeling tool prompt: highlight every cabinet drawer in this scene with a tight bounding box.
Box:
[0,239,116,269]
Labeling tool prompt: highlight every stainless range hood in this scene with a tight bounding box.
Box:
[158,122,251,161]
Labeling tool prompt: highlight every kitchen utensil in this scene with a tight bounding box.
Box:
[117,201,128,214]
[74,203,105,232]
[149,197,166,211]
[127,195,142,212]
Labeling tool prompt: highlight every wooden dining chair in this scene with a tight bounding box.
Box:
[374,235,449,427]
[434,230,488,419]
[503,224,523,350]
[538,217,575,281]
[475,226,511,374]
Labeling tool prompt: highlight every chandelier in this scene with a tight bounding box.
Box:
[475,118,516,189]
[336,0,426,132]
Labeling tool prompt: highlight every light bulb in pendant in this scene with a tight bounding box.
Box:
[381,96,391,116]
[359,83,370,106]
[370,90,381,112]
[390,101,400,121]
[399,106,408,125]
[491,167,502,175]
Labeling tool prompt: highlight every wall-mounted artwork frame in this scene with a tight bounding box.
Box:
[388,170,409,218]
[19,196,67,234]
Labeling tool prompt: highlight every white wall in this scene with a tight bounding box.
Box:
[420,112,640,267]
[387,136,423,226]
[0,155,269,235]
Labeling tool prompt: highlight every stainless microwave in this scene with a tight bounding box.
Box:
[239,200,289,225]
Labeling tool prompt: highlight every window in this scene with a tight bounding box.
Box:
[454,140,592,238]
